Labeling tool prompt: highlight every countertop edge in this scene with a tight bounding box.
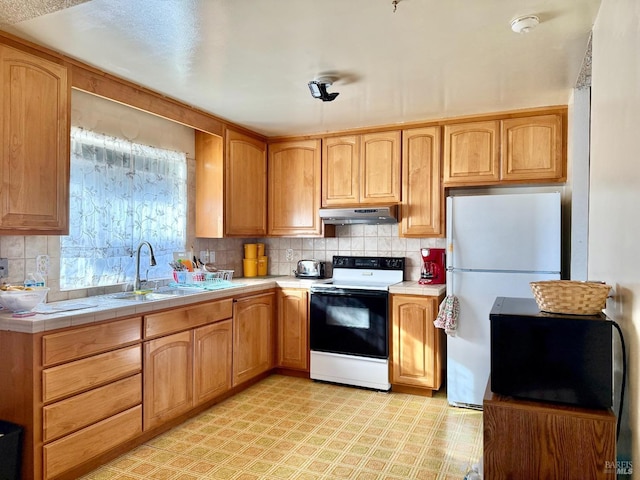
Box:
[0,276,328,333]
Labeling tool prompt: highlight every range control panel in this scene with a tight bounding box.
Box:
[332,256,405,271]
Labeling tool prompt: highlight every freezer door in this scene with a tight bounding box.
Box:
[446,270,559,408]
[446,192,561,272]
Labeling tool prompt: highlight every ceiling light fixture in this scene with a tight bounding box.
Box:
[308,77,339,102]
[510,15,539,34]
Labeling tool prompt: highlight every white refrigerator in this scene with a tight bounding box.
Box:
[446,192,561,409]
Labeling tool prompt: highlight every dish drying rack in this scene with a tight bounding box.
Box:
[172,270,234,286]
[206,270,234,282]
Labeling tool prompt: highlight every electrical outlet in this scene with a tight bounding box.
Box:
[209,251,215,263]
[36,255,50,275]
[286,248,294,261]
[0,258,8,278]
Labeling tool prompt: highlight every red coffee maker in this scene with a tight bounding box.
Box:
[419,248,446,285]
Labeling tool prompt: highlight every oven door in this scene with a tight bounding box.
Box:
[309,287,389,359]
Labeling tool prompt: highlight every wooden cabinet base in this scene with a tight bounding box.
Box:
[391,383,437,397]
[483,386,616,479]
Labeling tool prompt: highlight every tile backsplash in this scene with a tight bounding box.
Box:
[0,227,445,302]
[197,224,446,282]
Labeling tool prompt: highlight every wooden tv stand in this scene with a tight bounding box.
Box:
[483,383,617,479]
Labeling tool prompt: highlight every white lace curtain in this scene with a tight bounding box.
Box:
[61,127,187,290]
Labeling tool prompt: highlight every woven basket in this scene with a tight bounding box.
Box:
[530,280,611,315]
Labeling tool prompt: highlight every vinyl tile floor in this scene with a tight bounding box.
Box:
[81,375,483,480]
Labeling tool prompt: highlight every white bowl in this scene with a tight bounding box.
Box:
[0,288,49,312]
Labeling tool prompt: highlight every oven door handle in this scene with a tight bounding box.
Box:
[310,288,387,298]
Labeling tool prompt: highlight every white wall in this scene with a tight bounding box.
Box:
[591,0,639,468]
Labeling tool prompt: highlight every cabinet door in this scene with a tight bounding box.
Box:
[195,131,224,238]
[400,127,443,237]
[0,45,69,234]
[277,289,309,371]
[391,295,442,389]
[143,331,193,430]
[268,139,322,236]
[443,121,500,185]
[233,293,274,386]
[322,135,360,206]
[193,319,232,405]
[501,114,564,182]
[225,128,267,236]
[361,131,401,204]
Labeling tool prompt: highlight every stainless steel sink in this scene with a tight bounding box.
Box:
[110,287,199,302]
[110,292,171,302]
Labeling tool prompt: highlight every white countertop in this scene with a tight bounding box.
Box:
[0,276,330,334]
[0,277,445,334]
[389,281,446,297]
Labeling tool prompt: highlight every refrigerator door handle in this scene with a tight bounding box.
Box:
[448,267,560,275]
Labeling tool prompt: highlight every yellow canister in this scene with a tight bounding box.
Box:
[244,243,258,259]
[243,258,258,277]
[256,243,265,257]
[258,256,268,276]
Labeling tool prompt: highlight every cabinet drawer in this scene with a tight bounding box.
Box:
[42,345,141,403]
[43,405,142,480]
[145,298,233,338]
[42,317,142,366]
[43,374,141,442]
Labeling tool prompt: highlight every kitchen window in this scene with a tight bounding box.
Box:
[60,127,187,290]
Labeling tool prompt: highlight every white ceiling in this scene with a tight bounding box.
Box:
[2,0,600,137]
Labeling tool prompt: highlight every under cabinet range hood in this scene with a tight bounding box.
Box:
[318,206,398,225]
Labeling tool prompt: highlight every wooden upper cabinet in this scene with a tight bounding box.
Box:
[361,131,401,204]
[322,131,400,206]
[400,127,443,237]
[195,131,224,238]
[268,139,323,236]
[224,128,267,236]
[443,121,500,185]
[501,114,564,182]
[0,45,70,234]
[322,135,360,206]
[443,113,565,186]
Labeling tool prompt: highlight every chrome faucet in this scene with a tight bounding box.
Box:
[134,241,157,291]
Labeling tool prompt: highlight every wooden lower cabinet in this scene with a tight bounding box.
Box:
[483,387,616,479]
[390,294,444,395]
[0,291,273,479]
[43,374,142,443]
[193,319,233,404]
[43,406,142,480]
[143,302,234,430]
[143,330,193,430]
[233,292,275,385]
[277,288,309,371]
[37,317,143,480]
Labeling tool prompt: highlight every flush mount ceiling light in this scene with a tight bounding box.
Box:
[511,15,539,34]
[308,77,340,102]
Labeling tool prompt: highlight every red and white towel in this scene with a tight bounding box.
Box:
[434,295,459,336]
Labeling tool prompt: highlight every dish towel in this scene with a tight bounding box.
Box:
[434,295,460,336]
